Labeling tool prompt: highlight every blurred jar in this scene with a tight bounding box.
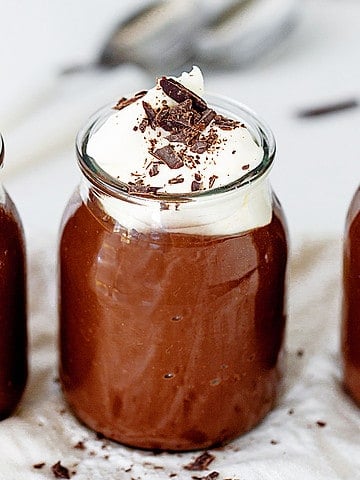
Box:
[342,186,360,403]
[0,134,27,420]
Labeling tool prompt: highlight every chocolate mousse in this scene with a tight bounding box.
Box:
[342,186,360,403]
[59,67,288,450]
[0,137,27,420]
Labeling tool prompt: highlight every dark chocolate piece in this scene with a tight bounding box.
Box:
[149,164,160,177]
[208,175,218,189]
[213,114,240,130]
[159,77,207,112]
[138,118,148,133]
[168,175,184,185]
[74,441,86,450]
[33,463,46,469]
[198,108,216,128]
[142,101,157,129]
[192,472,219,480]
[191,140,208,154]
[152,145,184,169]
[316,421,326,428]
[191,181,201,192]
[184,451,215,471]
[113,91,147,111]
[158,100,195,132]
[51,461,71,479]
[128,183,161,195]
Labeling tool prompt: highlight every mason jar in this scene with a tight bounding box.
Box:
[342,186,360,403]
[0,134,27,420]
[59,95,288,451]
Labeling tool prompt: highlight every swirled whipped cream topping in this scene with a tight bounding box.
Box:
[85,67,272,234]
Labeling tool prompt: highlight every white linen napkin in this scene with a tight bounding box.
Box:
[1,236,359,480]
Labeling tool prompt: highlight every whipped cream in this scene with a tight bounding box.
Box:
[84,67,273,235]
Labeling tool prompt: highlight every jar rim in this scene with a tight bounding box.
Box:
[76,92,276,202]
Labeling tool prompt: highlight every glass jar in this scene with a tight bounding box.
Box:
[0,134,27,420]
[59,96,288,451]
[342,186,360,403]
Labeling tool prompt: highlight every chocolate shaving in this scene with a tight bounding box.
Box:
[74,441,86,450]
[142,101,156,129]
[316,420,326,428]
[183,154,198,169]
[138,118,148,133]
[152,145,184,169]
[184,452,215,471]
[242,164,250,170]
[208,175,218,189]
[194,172,202,181]
[192,472,219,480]
[198,108,216,128]
[128,183,161,195]
[33,463,46,469]
[149,163,160,177]
[191,181,201,192]
[158,100,195,132]
[191,140,208,154]
[113,90,147,110]
[168,175,184,185]
[51,461,71,479]
[160,77,207,112]
[213,114,240,130]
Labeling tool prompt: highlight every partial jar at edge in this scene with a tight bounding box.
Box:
[0,134,27,420]
[59,96,288,451]
[342,186,360,403]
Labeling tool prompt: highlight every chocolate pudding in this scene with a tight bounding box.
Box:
[59,67,288,450]
[342,186,360,404]
[0,137,27,420]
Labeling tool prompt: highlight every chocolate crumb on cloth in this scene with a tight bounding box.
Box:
[192,472,219,480]
[184,452,216,471]
[51,461,71,479]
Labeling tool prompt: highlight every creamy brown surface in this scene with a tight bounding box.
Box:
[342,186,360,404]
[0,194,27,420]
[59,191,287,450]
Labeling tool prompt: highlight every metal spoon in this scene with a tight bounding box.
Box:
[62,0,300,75]
[62,0,201,76]
[195,0,300,68]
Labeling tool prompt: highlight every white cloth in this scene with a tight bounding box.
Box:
[2,236,359,480]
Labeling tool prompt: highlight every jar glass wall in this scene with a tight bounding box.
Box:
[59,96,288,451]
[0,134,27,420]
[342,186,360,403]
